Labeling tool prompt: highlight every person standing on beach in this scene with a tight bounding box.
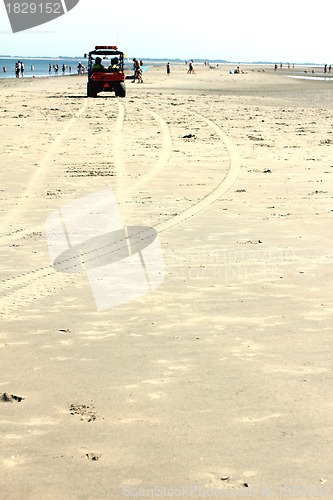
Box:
[3,67,6,73]
[166,62,170,75]
[132,59,143,83]
[15,61,20,78]
[136,64,144,83]
[49,64,52,74]
[132,59,138,82]
[187,60,195,74]
[20,62,24,77]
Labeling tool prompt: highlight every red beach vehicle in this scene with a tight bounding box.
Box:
[85,45,126,98]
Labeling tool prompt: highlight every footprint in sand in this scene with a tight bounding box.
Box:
[1,392,25,403]
[86,452,102,461]
[69,403,97,422]
[78,447,102,460]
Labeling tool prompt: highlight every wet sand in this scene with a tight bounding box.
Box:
[1,63,333,499]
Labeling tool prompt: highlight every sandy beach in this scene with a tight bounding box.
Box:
[1,62,333,499]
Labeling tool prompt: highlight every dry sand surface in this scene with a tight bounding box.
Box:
[0,63,333,499]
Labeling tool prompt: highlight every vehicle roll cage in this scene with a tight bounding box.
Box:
[85,45,126,98]
[88,50,124,58]
[87,50,124,76]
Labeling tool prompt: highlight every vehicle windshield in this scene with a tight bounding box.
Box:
[88,53,123,73]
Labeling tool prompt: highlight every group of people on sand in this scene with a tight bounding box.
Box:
[274,63,295,70]
[168,60,244,76]
[233,66,244,74]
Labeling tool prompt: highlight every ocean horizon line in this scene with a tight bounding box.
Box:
[0,55,326,66]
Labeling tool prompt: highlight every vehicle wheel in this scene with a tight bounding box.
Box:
[115,82,126,98]
[87,82,97,97]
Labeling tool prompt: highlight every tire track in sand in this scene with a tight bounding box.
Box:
[0,106,240,315]
[1,99,89,242]
[155,108,241,233]
[1,100,172,315]
[1,100,90,316]
[112,101,173,199]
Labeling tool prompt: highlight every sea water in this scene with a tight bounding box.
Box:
[0,56,86,78]
[287,75,333,82]
[0,56,151,79]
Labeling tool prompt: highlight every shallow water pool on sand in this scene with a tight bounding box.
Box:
[287,75,333,81]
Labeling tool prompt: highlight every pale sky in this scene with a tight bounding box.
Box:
[0,0,332,63]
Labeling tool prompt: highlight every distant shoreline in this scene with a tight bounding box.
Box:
[0,55,328,66]
[0,57,329,81]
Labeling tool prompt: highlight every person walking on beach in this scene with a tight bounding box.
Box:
[166,62,170,75]
[136,64,144,83]
[132,59,143,83]
[187,60,195,74]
